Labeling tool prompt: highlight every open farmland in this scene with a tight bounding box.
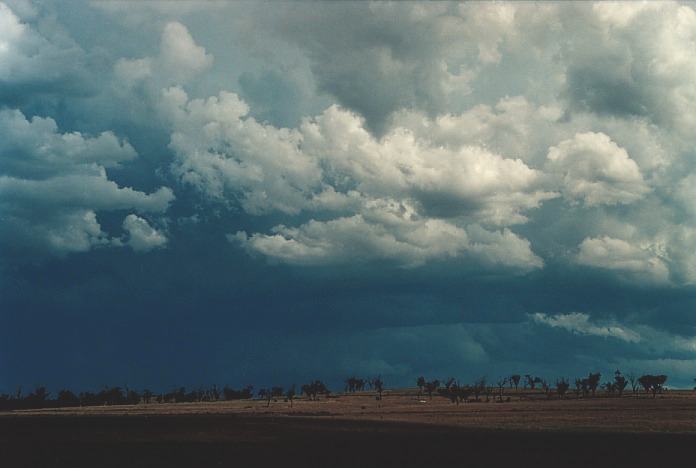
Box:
[3,389,696,467]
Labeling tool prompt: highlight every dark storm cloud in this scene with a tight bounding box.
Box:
[3,0,696,393]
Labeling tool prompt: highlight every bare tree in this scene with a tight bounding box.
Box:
[556,378,570,398]
[437,380,471,405]
[345,377,358,393]
[424,380,440,400]
[510,374,521,391]
[286,385,296,407]
[258,388,272,407]
[372,376,384,400]
[626,372,640,393]
[614,370,628,397]
[574,378,583,398]
[587,372,601,397]
[496,377,508,402]
[603,381,615,395]
[417,376,426,396]
[344,377,366,393]
[540,379,551,399]
[525,375,542,390]
[473,377,486,402]
[456,384,472,404]
[301,380,329,401]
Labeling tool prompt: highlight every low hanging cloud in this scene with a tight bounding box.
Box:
[531,312,642,343]
[532,312,696,360]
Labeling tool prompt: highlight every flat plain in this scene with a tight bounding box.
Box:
[3,389,696,467]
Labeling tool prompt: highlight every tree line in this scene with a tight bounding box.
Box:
[0,370,673,411]
[416,370,670,403]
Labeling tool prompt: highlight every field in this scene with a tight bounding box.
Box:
[3,389,696,467]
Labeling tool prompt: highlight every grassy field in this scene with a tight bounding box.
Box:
[3,389,696,467]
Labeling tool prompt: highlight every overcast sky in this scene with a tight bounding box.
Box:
[3,0,696,392]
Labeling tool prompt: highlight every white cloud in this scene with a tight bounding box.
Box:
[0,108,174,255]
[0,108,137,178]
[301,105,556,225]
[659,226,696,285]
[576,236,669,284]
[121,214,167,252]
[546,132,650,206]
[467,224,544,270]
[8,0,696,283]
[565,2,696,134]
[233,199,542,271]
[532,312,641,343]
[164,89,555,224]
[232,206,471,268]
[159,22,212,82]
[0,2,86,98]
[533,312,696,361]
[114,21,212,87]
[162,88,548,270]
[673,174,696,218]
[164,87,323,215]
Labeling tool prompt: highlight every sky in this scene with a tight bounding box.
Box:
[2,0,696,393]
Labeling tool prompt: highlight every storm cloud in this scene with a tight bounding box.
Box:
[2,1,696,391]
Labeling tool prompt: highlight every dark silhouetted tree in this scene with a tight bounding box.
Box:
[417,376,426,396]
[302,380,329,400]
[574,378,583,398]
[587,373,601,397]
[345,377,356,393]
[258,388,273,407]
[286,385,296,407]
[556,378,570,398]
[525,375,542,390]
[437,380,471,405]
[345,377,366,393]
[57,390,79,407]
[223,385,253,400]
[473,377,486,402]
[25,386,49,407]
[614,370,628,397]
[424,380,440,400]
[627,373,639,394]
[372,376,384,400]
[511,374,521,390]
[638,374,667,398]
[603,381,615,395]
[125,388,140,405]
[271,386,284,402]
[497,377,508,402]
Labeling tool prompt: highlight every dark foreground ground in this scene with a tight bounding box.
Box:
[2,413,696,468]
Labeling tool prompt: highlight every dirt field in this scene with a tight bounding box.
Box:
[2,389,696,467]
